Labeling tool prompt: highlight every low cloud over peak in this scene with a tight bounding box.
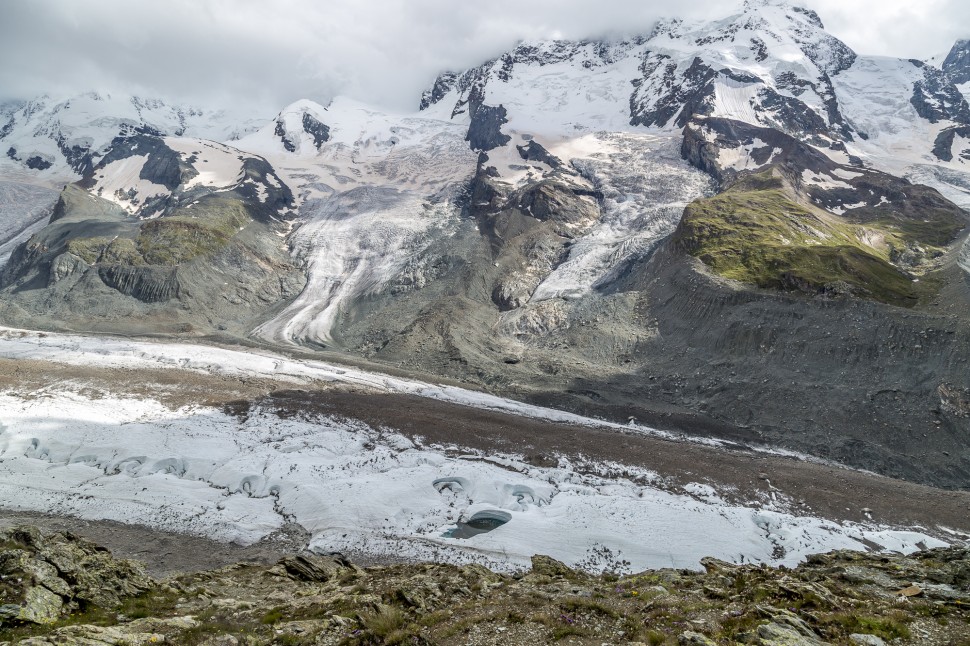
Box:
[1,0,967,113]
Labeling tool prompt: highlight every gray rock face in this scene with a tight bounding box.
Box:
[516,140,563,168]
[275,110,331,152]
[631,56,718,129]
[932,124,970,161]
[465,90,511,152]
[301,112,330,147]
[943,39,970,85]
[275,117,297,152]
[5,148,54,172]
[754,84,846,142]
[910,60,970,125]
[419,71,458,110]
[90,133,190,193]
[0,526,154,626]
[463,164,601,310]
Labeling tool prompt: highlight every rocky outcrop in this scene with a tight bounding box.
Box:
[0,527,152,628]
[3,528,967,645]
[4,149,53,172]
[943,39,970,86]
[465,95,511,152]
[301,112,330,148]
[274,118,296,152]
[86,134,191,192]
[274,111,331,153]
[630,56,719,129]
[932,124,970,162]
[419,71,458,111]
[910,60,970,125]
[465,162,601,310]
[517,140,563,169]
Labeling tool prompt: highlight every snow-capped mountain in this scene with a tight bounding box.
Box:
[422,0,858,145]
[0,92,265,181]
[1,0,970,488]
[421,0,970,204]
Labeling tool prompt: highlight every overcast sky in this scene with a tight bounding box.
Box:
[1,0,968,114]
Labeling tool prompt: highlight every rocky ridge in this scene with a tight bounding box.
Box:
[0,93,263,178]
[676,117,968,305]
[0,526,967,645]
[0,133,305,335]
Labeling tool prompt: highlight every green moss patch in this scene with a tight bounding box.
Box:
[673,174,946,307]
[59,197,253,269]
[137,200,250,266]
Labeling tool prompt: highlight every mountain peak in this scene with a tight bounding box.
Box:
[740,0,825,28]
[278,98,330,116]
[943,39,970,85]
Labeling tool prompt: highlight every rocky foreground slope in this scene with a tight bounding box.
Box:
[0,526,967,645]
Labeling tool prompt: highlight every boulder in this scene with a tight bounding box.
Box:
[0,526,154,626]
[279,554,351,582]
[755,608,829,646]
[679,631,717,646]
[849,635,886,646]
[530,555,575,578]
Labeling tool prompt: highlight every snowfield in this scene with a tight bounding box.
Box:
[0,328,954,573]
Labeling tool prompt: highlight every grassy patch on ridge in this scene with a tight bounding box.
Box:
[62,196,252,268]
[673,173,947,307]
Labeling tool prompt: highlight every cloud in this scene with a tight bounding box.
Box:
[0,0,967,114]
[811,0,970,60]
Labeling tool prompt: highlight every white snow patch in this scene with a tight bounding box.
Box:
[831,168,864,181]
[801,169,852,191]
[164,137,249,190]
[716,138,781,172]
[712,79,762,125]
[89,154,169,213]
